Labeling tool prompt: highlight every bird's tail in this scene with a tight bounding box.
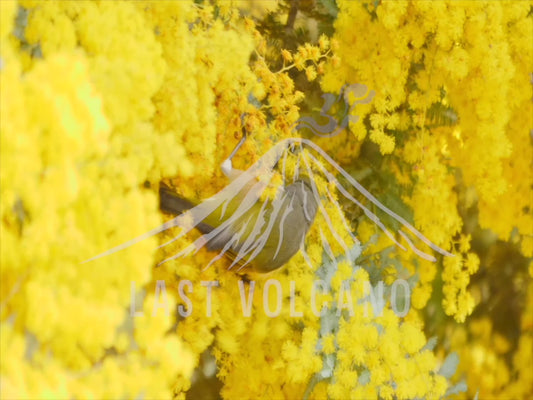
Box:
[159,184,215,234]
[159,185,196,214]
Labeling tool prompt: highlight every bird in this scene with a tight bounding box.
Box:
[159,174,319,273]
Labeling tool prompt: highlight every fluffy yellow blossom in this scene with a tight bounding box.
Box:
[2,0,531,398]
[319,1,531,398]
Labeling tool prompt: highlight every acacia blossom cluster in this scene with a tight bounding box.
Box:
[1,1,531,399]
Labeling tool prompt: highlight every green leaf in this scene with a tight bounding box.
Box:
[319,353,336,378]
[439,352,460,379]
[444,381,468,397]
[358,369,370,385]
[422,336,438,352]
[426,102,459,127]
[318,0,338,17]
